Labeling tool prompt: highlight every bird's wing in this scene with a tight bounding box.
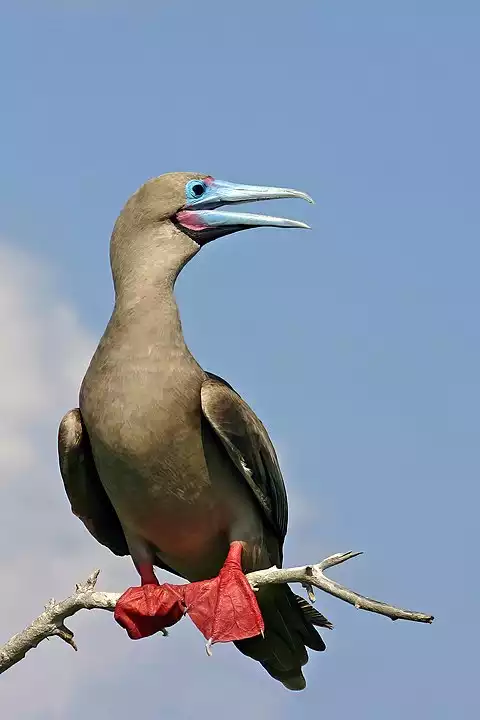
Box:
[58,408,184,578]
[58,409,129,556]
[201,372,288,550]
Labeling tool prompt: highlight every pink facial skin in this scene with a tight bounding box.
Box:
[176,210,209,231]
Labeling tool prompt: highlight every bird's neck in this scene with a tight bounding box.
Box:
[109,224,199,351]
[113,279,186,353]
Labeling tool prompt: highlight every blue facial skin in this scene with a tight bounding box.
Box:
[185,179,209,203]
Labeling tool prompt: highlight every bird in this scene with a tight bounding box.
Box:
[58,172,330,691]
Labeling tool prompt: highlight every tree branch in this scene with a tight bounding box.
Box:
[0,571,120,675]
[0,551,433,675]
[248,551,434,624]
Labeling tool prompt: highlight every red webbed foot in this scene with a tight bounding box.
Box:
[114,582,185,640]
[114,542,264,647]
[183,541,265,646]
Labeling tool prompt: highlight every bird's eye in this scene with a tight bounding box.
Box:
[186,180,207,200]
[192,183,205,197]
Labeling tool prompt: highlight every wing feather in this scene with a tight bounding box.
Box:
[201,372,288,549]
[58,408,128,556]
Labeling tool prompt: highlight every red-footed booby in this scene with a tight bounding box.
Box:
[58,173,330,690]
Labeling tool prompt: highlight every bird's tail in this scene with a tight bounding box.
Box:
[234,585,331,690]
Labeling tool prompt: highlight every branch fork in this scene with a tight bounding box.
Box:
[0,551,433,675]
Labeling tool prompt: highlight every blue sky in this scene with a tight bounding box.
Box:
[0,2,478,718]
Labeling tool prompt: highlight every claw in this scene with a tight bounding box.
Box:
[303,583,316,603]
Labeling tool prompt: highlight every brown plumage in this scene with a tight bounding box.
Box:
[58,172,328,689]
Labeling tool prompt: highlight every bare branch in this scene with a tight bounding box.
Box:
[0,571,120,675]
[0,551,433,675]
[248,551,434,624]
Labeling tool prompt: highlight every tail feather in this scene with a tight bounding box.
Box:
[235,585,330,690]
[294,594,334,630]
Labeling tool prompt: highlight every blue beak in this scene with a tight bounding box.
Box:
[175,178,314,242]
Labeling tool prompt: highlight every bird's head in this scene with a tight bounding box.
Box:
[110,172,313,295]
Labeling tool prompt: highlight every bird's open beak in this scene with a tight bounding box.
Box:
[175,178,314,244]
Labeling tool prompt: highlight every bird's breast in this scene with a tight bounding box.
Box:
[80,349,236,552]
[78,321,264,570]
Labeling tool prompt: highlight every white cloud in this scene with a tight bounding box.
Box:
[0,242,286,719]
[0,241,126,716]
